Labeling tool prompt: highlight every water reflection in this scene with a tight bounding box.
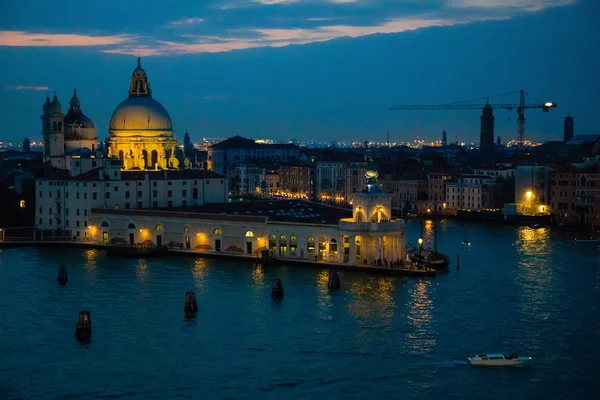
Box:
[83,249,98,283]
[191,258,208,293]
[347,277,396,326]
[515,227,559,347]
[251,264,266,290]
[517,227,551,255]
[406,280,435,354]
[136,259,148,285]
[316,270,334,320]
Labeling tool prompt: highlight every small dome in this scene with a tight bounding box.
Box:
[64,89,97,141]
[49,94,62,115]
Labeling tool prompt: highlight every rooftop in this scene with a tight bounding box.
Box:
[209,135,298,150]
[37,163,224,181]
[157,200,352,225]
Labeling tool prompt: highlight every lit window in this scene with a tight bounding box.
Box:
[214,228,222,235]
[245,230,254,237]
[19,200,26,208]
[156,224,164,231]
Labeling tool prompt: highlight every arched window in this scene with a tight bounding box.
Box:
[290,235,297,252]
[318,237,327,260]
[245,231,254,237]
[214,228,222,235]
[268,234,276,250]
[57,121,62,131]
[184,226,191,233]
[101,221,109,227]
[307,236,315,253]
[355,237,361,256]
[151,150,158,167]
[142,150,148,168]
[118,150,124,165]
[193,188,198,199]
[127,223,136,229]
[52,121,57,132]
[155,224,163,231]
[279,234,287,257]
[329,239,338,255]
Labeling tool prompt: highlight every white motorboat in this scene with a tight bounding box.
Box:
[468,353,532,366]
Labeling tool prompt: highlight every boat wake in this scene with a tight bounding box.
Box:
[417,360,469,368]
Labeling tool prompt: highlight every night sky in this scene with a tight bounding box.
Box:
[1,0,598,144]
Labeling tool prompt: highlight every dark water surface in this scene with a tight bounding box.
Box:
[1,220,599,399]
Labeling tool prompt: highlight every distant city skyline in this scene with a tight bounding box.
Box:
[1,0,598,144]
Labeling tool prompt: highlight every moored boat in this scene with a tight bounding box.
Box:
[468,353,532,366]
[408,248,450,269]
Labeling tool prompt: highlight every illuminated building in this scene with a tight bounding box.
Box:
[279,164,316,200]
[106,58,178,170]
[550,163,600,226]
[207,135,299,176]
[34,161,226,239]
[316,161,346,203]
[445,175,494,212]
[89,167,406,265]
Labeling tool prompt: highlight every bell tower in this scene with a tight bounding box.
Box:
[42,93,65,168]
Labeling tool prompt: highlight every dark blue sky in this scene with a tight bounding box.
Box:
[1,0,597,144]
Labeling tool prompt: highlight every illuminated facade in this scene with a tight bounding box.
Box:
[88,168,406,266]
[445,175,493,212]
[107,58,177,170]
[34,162,226,238]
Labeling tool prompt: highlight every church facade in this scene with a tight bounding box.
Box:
[107,58,178,170]
[41,90,98,170]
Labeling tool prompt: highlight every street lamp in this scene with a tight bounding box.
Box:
[417,238,423,269]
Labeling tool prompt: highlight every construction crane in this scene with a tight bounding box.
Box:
[389,89,557,149]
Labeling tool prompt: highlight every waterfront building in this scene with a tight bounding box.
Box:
[445,175,494,212]
[425,172,453,214]
[316,161,346,203]
[107,58,178,170]
[278,164,316,200]
[34,161,226,239]
[89,168,405,265]
[207,135,299,176]
[550,164,600,226]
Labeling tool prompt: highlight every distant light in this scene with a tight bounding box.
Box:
[544,102,555,107]
[525,191,533,199]
[418,238,423,245]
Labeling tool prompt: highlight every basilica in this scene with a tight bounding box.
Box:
[107,58,178,170]
[41,58,179,172]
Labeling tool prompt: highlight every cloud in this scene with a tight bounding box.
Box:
[447,0,577,11]
[6,85,49,91]
[104,15,487,56]
[168,18,205,27]
[0,30,131,47]
[2,0,578,55]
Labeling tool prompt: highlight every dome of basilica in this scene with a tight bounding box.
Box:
[108,57,173,138]
[64,89,97,141]
[109,96,173,136]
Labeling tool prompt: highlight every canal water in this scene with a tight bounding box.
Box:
[0,220,598,399]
